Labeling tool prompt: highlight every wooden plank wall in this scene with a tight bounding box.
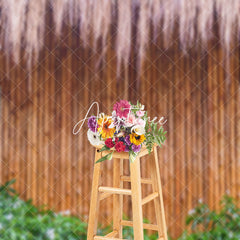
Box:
[0,22,240,238]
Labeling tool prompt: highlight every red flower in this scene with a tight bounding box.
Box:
[105,138,115,148]
[115,141,125,152]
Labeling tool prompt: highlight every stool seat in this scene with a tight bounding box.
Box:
[87,145,168,240]
[94,143,157,159]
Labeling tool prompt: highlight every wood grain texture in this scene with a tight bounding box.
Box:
[0,20,239,239]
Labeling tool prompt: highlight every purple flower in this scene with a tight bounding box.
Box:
[124,145,130,152]
[88,116,98,132]
[125,135,131,146]
[132,144,141,153]
[112,113,125,131]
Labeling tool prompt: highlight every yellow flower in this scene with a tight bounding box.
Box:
[97,116,115,139]
[129,132,146,145]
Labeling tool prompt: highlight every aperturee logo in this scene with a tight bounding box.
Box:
[73,101,167,163]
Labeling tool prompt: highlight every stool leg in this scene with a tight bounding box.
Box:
[150,146,168,240]
[130,156,144,240]
[113,158,123,238]
[87,150,102,240]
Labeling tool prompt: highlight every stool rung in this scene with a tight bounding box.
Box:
[121,220,159,231]
[142,192,159,205]
[99,186,132,195]
[120,176,152,184]
[99,192,112,201]
[94,236,126,240]
[105,230,118,237]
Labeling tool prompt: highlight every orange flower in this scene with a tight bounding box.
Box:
[97,116,115,139]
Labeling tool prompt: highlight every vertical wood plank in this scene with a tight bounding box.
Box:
[218,45,225,199]
[229,45,237,198]
[71,25,79,216]
[43,44,50,205]
[47,15,56,210]
[0,53,3,184]
[173,39,185,236]
[83,38,90,216]
[9,58,16,189]
[200,49,209,203]
[235,46,240,201]
[195,46,203,203]
[0,53,9,186]
[64,26,73,211]
[14,59,20,192]
[54,43,62,210]
[76,40,85,217]
[166,47,175,236]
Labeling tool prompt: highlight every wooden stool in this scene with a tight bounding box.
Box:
[87,145,168,240]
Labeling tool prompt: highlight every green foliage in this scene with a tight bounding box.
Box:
[129,100,143,115]
[178,196,240,240]
[144,117,167,154]
[0,179,87,240]
[0,179,169,240]
[98,145,110,152]
[129,150,139,163]
[96,151,113,163]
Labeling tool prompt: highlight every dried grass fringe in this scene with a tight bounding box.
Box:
[0,0,239,78]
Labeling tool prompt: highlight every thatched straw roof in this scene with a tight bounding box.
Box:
[0,0,240,76]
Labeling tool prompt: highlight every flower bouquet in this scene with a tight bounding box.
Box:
[87,100,167,163]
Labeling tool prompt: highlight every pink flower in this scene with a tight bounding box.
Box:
[113,100,131,118]
[136,118,146,127]
[125,113,136,127]
[136,110,144,117]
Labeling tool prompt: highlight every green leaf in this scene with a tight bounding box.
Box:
[145,120,149,132]
[95,152,113,164]
[0,179,17,194]
[5,178,16,187]
[129,151,138,163]
[153,123,157,134]
[98,145,110,152]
